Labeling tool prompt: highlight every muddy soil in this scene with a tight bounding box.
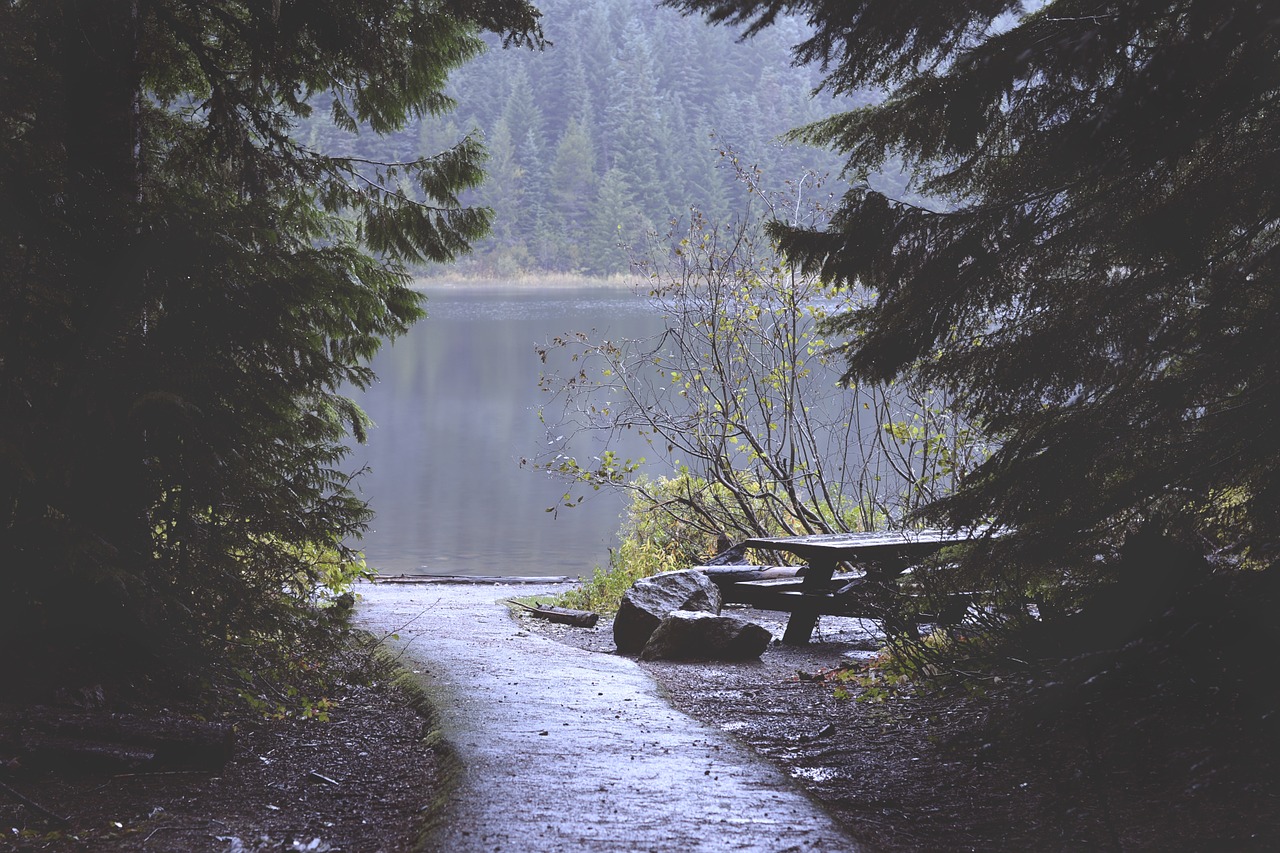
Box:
[522,603,1280,852]
[1,650,440,852]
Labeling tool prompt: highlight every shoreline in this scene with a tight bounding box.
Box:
[410,271,646,291]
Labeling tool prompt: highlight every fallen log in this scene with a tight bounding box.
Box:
[511,602,599,628]
[13,734,159,773]
[696,565,805,585]
[2,708,235,773]
[701,543,749,566]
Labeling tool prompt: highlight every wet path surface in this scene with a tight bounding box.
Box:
[354,582,859,852]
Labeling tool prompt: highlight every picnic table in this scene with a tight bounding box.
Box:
[706,529,984,645]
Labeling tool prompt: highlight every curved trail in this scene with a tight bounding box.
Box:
[354,582,859,852]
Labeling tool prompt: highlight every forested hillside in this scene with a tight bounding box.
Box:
[298,0,863,276]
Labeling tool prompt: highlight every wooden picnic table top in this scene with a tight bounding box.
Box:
[740,528,984,564]
[727,528,992,645]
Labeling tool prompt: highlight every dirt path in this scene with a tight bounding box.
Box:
[353,581,860,853]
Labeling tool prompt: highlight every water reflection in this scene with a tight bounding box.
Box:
[345,286,666,577]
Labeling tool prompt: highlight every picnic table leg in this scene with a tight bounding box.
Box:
[780,557,836,645]
[781,609,819,645]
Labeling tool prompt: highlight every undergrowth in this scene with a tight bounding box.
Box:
[801,629,1007,703]
[556,483,721,613]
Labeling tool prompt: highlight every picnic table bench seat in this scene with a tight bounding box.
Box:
[695,529,987,645]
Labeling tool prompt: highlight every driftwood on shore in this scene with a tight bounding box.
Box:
[511,601,600,628]
[696,565,805,585]
[372,574,576,585]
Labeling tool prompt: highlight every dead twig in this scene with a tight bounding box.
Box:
[0,779,70,826]
[111,769,214,779]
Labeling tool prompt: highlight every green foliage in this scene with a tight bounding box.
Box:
[222,605,411,721]
[0,0,541,685]
[228,630,350,722]
[247,535,372,601]
[558,475,722,613]
[829,630,1001,702]
[556,560,646,615]
[1190,487,1269,571]
[668,1,1280,595]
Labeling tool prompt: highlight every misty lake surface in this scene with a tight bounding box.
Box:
[346,285,667,578]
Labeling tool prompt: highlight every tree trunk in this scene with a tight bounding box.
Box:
[699,565,803,585]
[58,0,156,586]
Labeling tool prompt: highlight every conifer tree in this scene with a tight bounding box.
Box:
[0,0,542,677]
[605,20,668,226]
[688,126,733,223]
[550,118,598,233]
[668,1,1280,590]
[587,169,642,276]
[501,65,547,165]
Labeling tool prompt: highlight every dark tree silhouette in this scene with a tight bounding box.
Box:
[0,0,541,681]
[667,1,1280,599]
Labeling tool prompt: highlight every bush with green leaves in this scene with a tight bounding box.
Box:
[537,165,989,573]
[557,474,724,613]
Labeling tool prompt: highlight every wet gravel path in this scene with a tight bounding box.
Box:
[354,581,859,852]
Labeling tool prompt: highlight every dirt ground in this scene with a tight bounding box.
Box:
[0,649,442,853]
[5,585,1279,852]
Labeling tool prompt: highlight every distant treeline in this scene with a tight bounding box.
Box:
[296,0,888,276]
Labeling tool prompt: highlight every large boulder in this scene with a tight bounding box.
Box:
[613,570,722,654]
[639,610,773,661]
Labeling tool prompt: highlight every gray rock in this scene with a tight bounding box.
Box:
[639,610,773,661]
[613,570,722,653]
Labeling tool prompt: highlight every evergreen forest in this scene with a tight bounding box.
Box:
[2,0,1279,846]
[296,0,865,277]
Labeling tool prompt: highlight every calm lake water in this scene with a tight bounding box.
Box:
[345,286,666,577]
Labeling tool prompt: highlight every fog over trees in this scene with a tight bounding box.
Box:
[296,0,878,276]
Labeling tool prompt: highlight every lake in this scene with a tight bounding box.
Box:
[345,285,666,578]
